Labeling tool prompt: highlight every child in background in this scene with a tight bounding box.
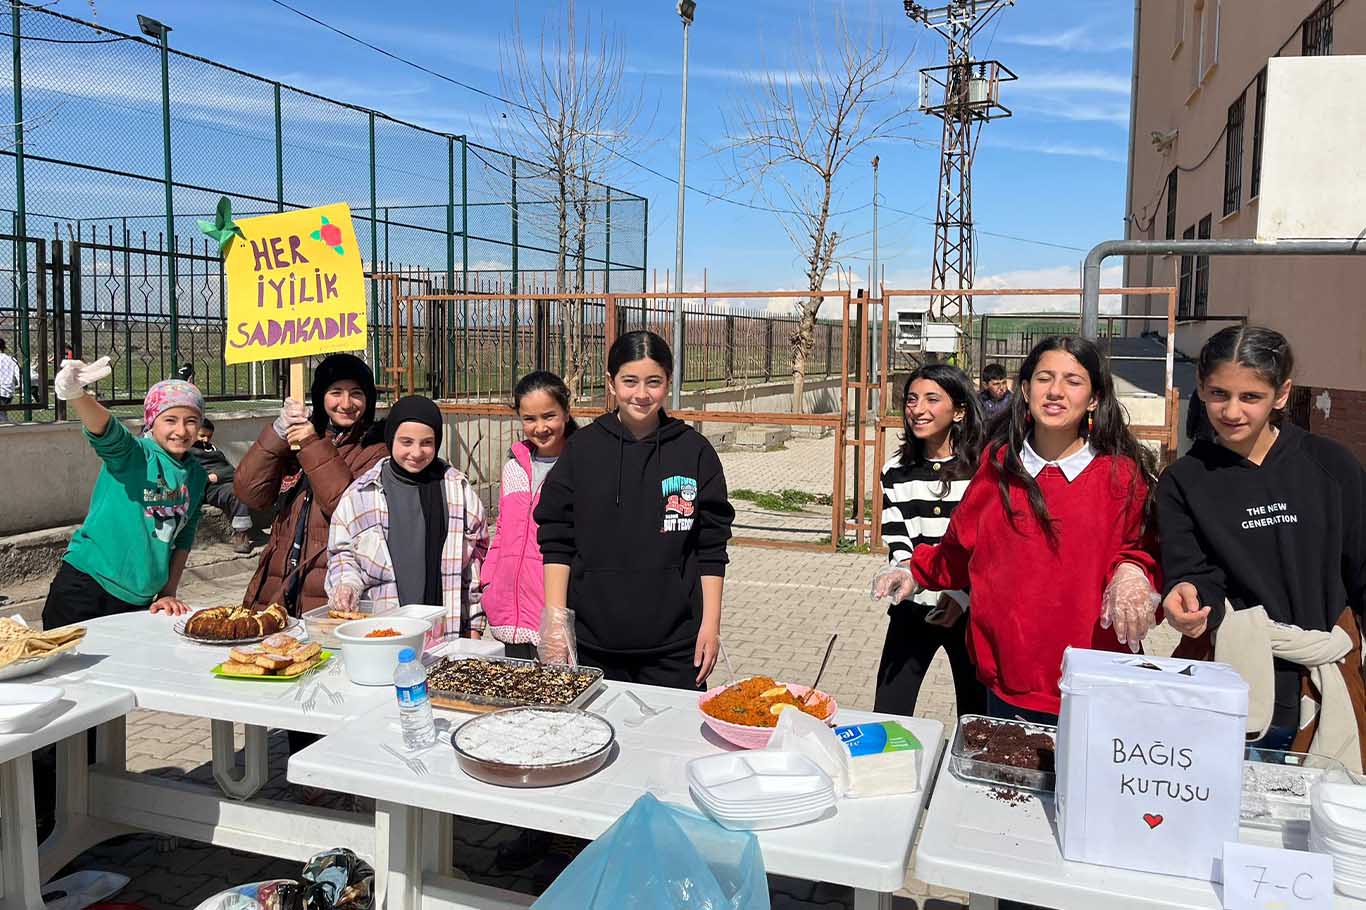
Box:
[191,417,253,554]
[43,357,207,628]
[873,336,1161,723]
[876,364,986,718]
[978,362,1011,420]
[326,396,489,642]
[1160,326,1365,765]
[481,371,578,660]
[536,331,734,689]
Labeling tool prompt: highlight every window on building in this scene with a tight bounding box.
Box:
[1250,67,1267,198]
[1195,215,1212,317]
[1178,225,1196,318]
[1192,0,1221,88]
[1165,169,1179,240]
[1223,94,1245,216]
[1303,0,1333,56]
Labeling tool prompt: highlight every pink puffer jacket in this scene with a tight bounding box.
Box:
[480,441,547,644]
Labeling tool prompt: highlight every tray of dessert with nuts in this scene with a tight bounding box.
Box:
[424,656,603,713]
[949,714,1057,793]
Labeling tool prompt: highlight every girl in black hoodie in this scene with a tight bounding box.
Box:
[535,331,734,690]
[1159,326,1365,762]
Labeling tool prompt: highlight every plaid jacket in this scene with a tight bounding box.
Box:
[325,459,489,638]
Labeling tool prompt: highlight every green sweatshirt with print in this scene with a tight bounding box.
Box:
[63,418,208,604]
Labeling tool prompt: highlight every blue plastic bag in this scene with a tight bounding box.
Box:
[533,793,770,909]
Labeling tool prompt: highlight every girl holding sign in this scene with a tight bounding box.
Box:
[234,353,386,616]
[1160,326,1365,763]
[872,336,1161,722]
[534,331,735,690]
[325,395,489,641]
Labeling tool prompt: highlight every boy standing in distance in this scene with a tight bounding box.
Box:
[192,418,254,554]
[978,362,1010,419]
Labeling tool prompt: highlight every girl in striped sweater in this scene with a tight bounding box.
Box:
[876,364,987,717]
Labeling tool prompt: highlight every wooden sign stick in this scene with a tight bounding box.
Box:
[289,358,305,452]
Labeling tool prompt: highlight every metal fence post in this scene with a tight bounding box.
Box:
[154,27,177,361]
[641,198,649,323]
[11,4,31,419]
[51,238,65,421]
[604,186,611,294]
[764,320,774,381]
[460,138,469,393]
[510,157,519,382]
[273,84,284,211]
[724,314,735,385]
[446,135,455,397]
[368,111,379,368]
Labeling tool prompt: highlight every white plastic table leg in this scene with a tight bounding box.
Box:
[376,800,420,910]
[211,721,269,801]
[95,716,126,771]
[0,754,45,910]
[852,889,892,910]
[40,723,139,880]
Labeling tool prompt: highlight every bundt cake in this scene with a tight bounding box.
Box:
[184,603,289,641]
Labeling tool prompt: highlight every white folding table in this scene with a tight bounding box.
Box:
[289,681,945,910]
[0,680,133,910]
[914,756,1366,910]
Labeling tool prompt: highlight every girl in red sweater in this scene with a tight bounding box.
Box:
[873,336,1161,722]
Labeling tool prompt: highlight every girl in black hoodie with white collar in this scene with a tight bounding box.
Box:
[1159,326,1365,765]
[535,331,734,690]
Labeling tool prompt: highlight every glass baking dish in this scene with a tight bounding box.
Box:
[424,655,604,713]
[949,714,1058,793]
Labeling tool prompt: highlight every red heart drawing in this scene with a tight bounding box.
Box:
[1142,813,1164,829]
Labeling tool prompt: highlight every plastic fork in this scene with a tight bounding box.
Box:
[382,743,428,776]
[319,683,343,705]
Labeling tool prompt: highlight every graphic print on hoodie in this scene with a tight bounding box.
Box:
[535,411,734,656]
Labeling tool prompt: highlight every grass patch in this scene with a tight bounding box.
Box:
[730,488,823,513]
[816,535,873,554]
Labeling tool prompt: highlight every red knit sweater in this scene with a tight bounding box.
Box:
[910,450,1160,714]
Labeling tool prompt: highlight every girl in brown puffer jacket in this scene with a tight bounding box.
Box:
[234,353,387,616]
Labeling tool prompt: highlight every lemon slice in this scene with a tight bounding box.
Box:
[769,702,796,716]
[760,686,789,699]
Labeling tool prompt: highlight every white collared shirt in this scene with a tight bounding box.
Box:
[1020,439,1096,482]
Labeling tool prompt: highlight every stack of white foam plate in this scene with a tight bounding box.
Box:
[687,750,836,830]
[1309,773,1366,899]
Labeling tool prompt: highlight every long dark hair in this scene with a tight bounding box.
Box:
[512,370,578,437]
[607,330,673,377]
[990,335,1157,539]
[897,364,984,494]
[1197,325,1294,388]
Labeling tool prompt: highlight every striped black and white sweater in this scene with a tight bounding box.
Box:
[880,452,970,609]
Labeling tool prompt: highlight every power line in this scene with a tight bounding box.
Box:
[267,0,876,220]
[881,204,1087,253]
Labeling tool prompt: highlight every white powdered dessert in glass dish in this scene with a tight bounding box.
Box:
[454,707,613,767]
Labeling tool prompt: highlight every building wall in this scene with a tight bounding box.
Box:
[1124,0,1366,459]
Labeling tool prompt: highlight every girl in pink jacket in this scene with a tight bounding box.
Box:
[481,371,578,658]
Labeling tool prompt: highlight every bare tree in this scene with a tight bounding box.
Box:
[721,16,917,410]
[497,0,643,397]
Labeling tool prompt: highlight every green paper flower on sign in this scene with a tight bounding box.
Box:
[196,196,245,254]
[309,216,346,255]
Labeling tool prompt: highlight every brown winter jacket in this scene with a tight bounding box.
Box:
[234,423,386,615]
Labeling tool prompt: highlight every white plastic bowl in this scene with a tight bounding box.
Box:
[334,616,431,686]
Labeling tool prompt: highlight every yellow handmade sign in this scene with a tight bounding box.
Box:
[222,202,367,365]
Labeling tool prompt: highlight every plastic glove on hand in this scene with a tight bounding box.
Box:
[331,585,360,613]
[536,606,575,665]
[1101,563,1160,653]
[870,565,919,603]
[272,398,310,440]
[54,357,112,401]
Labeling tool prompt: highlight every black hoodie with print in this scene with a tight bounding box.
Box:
[1158,421,1366,726]
[535,410,734,656]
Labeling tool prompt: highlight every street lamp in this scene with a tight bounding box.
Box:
[139,14,179,360]
[672,0,694,409]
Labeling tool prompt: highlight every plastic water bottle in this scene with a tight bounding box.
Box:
[394,647,436,750]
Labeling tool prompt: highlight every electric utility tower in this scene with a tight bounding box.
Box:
[905,1,1016,364]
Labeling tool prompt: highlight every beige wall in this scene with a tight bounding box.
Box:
[1124,0,1366,392]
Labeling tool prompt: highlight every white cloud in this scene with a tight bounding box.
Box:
[971,264,1125,314]
[1001,25,1132,53]
[989,138,1125,164]
[1014,100,1130,127]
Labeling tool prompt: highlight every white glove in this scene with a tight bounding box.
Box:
[272,397,310,440]
[871,564,920,603]
[54,357,111,401]
[330,584,360,613]
[536,606,577,666]
[1101,563,1160,653]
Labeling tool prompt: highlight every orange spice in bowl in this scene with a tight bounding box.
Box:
[364,628,402,639]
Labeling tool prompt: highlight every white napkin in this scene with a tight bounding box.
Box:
[765,707,850,798]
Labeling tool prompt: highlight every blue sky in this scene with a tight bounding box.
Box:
[68,0,1133,305]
